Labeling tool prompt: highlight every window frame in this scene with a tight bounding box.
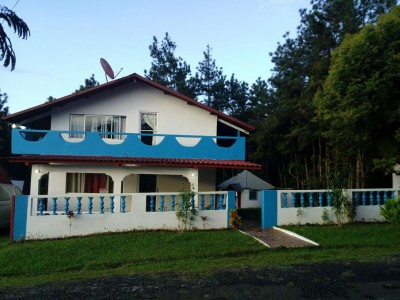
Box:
[69,114,126,139]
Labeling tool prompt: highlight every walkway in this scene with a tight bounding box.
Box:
[240,221,318,248]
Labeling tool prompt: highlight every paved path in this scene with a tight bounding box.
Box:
[240,221,317,248]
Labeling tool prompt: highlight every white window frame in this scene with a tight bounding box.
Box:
[69,114,126,139]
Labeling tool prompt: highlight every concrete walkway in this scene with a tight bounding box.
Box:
[240,221,318,248]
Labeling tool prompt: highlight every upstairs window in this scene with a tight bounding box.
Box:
[140,112,157,145]
[70,114,126,139]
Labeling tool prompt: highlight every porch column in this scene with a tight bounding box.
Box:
[184,168,199,207]
[108,173,125,212]
[30,164,41,196]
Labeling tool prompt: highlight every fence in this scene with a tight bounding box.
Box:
[11,191,235,241]
[261,188,399,228]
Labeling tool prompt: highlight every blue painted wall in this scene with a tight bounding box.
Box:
[261,190,278,228]
[226,191,236,228]
[12,195,28,241]
[12,129,246,160]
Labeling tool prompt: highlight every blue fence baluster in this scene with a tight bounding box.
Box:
[300,193,305,208]
[170,195,175,211]
[309,193,313,208]
[121,195,126,213]
[191,194,196,211]
[52,197,58,215]
[391,191,395,199]
[38,198,44,215]
[369,192,374,206]
[353,192,359,207]
[200,194,205,210]
[218,194,224,210]
[210,195,215,210]
[64,197,70,215]
[362,192,366,206]
[100,196,104,213]
[88,196,93,214]
[160,195,165,212]
[110,196,114,213]
[327,192,331,207]
[291,193,296,207]
[283,193,288,208]
[150,195,155,212]
[318,192,323,207]
[383,192,388,204]
[376,192,381,206]
[77,197,82,214]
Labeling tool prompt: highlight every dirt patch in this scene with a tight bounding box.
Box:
[1,258,400,299]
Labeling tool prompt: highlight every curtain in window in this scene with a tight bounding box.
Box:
[141,113,157,131]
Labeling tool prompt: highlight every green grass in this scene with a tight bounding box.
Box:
[1,223,399,288]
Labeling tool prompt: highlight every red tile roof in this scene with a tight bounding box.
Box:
[3,73,255,132]
[9,155,262,170]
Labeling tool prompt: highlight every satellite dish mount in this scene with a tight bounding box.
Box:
[100,58,123,82]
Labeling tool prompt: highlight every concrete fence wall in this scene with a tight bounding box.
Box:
[262,189,399,228]
[11,191,236,241]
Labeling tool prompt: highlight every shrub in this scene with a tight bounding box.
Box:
[229,210,242,230]
[380,196,400,225]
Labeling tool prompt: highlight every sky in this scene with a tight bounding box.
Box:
[1,0,311,114]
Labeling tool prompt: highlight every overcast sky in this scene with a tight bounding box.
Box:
[1,0,310,113]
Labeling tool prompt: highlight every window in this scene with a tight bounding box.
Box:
[140,112,157,145]
[249,190,258,200]
[70,114,126,139]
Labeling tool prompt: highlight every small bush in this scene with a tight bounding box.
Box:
[229,210,242,230]
[380,197,400,225]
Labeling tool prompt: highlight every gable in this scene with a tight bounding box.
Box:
[3,73,255,134]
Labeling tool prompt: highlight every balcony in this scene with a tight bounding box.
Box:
[11,129,246,160]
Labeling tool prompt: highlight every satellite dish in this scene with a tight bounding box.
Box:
[100,58,123,82]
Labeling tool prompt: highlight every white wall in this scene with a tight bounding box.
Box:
[50,83,217,137]
[25,192,229,240]
[240,189,261,208]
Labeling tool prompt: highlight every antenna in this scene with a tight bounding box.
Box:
[100,58,123,82]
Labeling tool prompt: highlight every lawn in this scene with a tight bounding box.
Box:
[0,223,399,288]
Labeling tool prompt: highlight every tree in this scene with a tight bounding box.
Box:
[144,33,196,98]
[0,5,30,71]
[225,74,249,121]
[75,74,99,92]
[194,45,228,110]
[0,90,10,155]
[315,5,400,182]
[256,0,396,189]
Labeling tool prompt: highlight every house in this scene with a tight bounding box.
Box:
[218,170,274,208]
[4,73,261,239]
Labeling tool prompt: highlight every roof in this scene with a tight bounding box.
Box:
[9,155,262,170]
[218,170,274,191]
[3,73,255,132]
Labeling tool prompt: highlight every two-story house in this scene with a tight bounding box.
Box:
[4,73,261,239]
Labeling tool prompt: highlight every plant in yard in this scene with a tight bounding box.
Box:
[328,172,355,226]
[380,196,400,225]
[296,207,304,225]
[176,188,197,230]
[229,209,242,230]
[66,210,75,236]
[321,208,332,224]
[200,215,209,229]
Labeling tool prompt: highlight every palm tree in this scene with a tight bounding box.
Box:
[0,5,30,71]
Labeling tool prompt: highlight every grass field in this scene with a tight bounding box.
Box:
[1,223,399,288]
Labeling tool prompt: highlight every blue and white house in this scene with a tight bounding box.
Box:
[4,73,261,240]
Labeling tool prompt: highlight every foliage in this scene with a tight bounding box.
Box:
[296,207,304,225]
[176,188,197,230]
[75,74,99,92]
[0,5,30,71]
[229,209,242,230]
[0,90,10,156]
[328,173,355,226]
[321,208,332,224]
[144,33,196,98]
[380,196,400,225]
[315,5,400,178]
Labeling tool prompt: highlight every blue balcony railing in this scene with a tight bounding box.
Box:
[11,129,245,160]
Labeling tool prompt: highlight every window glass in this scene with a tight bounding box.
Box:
[140,113,157,145]
[70,114,126,139]
[249,190,258,200]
